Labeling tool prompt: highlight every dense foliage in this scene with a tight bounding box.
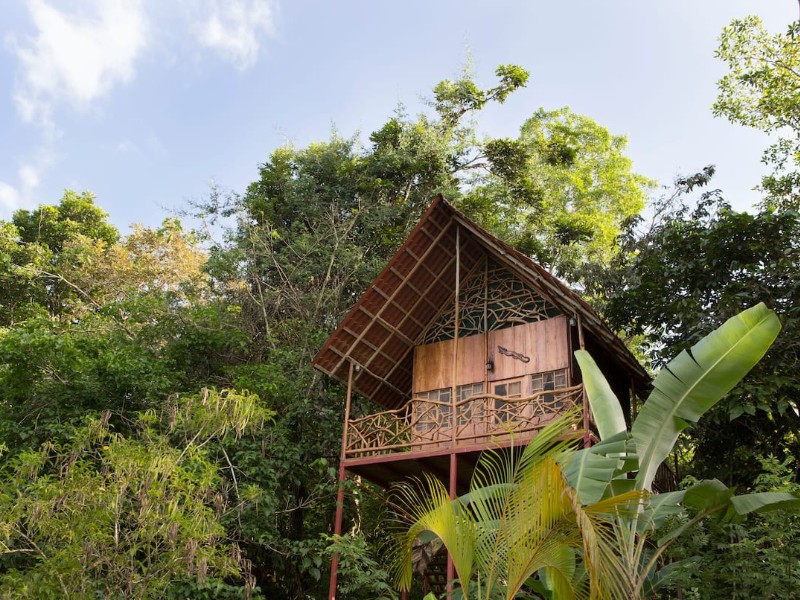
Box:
[2,65,648,597]
[663,456,800,599]
[588,170,800,487]
[1,14,799,595]
[714,16,800,209]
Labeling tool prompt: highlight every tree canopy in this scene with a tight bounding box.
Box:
[715,16,800,209]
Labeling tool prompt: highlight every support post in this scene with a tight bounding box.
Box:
[483,256,489,403]
[446,452,458,598]
[329,361,355,600]
[451,225,460,449]
[576,315,590,448]
[447,227,460,598]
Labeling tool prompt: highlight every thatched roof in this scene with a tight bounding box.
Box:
[313,196,649,409]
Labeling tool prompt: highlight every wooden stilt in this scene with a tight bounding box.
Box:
[446,452,457,598]
[328,361,355,600]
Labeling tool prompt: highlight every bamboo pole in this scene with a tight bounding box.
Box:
[451,225,460,449]
[483,256,490,412]
[446,226,460,599]
[328,361,355,600]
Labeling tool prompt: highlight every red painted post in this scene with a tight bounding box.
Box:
[446,452,457,598]
[328,463,346,599]
[328,361,355,599]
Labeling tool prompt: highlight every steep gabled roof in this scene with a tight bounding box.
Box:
[312,196,649,409]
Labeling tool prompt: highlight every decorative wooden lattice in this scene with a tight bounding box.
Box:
[345,384,583,458]
[421,258,559,344]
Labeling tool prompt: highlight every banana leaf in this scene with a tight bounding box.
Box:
[632,303,781,490]
[575,350,626,441]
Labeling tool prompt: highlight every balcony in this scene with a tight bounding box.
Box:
[344,384,583,459]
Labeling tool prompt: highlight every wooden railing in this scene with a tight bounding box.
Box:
[345,384,583,458]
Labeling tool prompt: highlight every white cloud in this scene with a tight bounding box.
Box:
[116,139,139,154]
[18,164,40,192]
[2,1,277,216]
[0,182,22,214]
[0,157,51,216]
[197,0,275,70]
[10,0,149,127]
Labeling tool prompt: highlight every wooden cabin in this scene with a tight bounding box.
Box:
[313,196,649,597]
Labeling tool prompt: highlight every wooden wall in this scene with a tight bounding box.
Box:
[413,333,485,393]
[412,315,569,393]
[489,316,568,382]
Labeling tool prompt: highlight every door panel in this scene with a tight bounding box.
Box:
[488,316,568,382]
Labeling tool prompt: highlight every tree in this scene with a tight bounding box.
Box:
[714,16,800,209]
[590,171,800,485]
[0,190,121,322]
[662,455,800,599]
[0,212,245,453]
[570,303,794,597]
[459,107,654,281]
[0,389,273,599]
[65,217,209,306]
[0,194,263,597]
[11,189,119,251]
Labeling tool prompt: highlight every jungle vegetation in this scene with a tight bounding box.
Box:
[0,13,799,599]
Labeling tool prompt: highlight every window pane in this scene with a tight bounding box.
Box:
[555,371,567,387]
[544,373,555,391]
[531,369,568,395]
[458,382,484,401]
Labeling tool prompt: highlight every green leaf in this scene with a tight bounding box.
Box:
[564,448,618,504]
[563,431,635,504]
[682,479,733,511]
[730,491,800,516]
[633,303,781,490]
[575,350,626,440]
[636,490,686,535]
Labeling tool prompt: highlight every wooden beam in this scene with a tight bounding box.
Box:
[412,243,484,346]
[451,226,460,449]
[370,285,426,330]
[342,325,412,378]
[358,306,417,346]
[446,452,458,598]
[324,219,455,379]
[327,345,408,403]
[389,266,440,312]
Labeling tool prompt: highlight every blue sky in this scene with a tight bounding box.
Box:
[1,1,796,232]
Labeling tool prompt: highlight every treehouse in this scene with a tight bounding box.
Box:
[313,196,649,597]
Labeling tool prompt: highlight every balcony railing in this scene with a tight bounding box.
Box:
[345,384,583,459]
